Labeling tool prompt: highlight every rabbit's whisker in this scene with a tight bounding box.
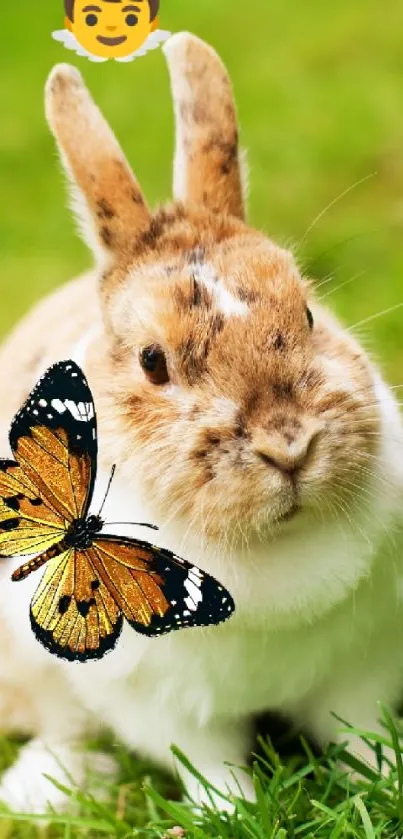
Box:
[295,172,376,252]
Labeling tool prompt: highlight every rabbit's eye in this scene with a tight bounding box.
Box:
[306,307,314,330]
[140,345,169,385]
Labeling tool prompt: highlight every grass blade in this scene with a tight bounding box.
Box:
[354,796,376,839]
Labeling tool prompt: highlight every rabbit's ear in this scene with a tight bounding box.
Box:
[45,64,151,266]
[164,34,246,221]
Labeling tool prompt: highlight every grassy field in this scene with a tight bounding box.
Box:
[2,720,403,838]
[1,0,403,835]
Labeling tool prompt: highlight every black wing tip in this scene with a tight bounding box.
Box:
[128,611,235,638]
[45,360,89,386]
[14,358,89,411]
[9,356,97,463]
[15,360,87,409]
[128,592,236,638]
[30,610,123,662]
[35,359,85,382]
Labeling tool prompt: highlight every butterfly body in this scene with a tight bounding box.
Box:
[0,361,235,661]
[11,514,105,582]
[64,514,104,550]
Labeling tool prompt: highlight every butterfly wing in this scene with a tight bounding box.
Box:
[88,536,235,636]
[29,536,234,660]
[0,361,97,558]
[30,546,122,661]
[0,459,66,557]
[10,359,97,521]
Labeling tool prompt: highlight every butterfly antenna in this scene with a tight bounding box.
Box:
[105,521,159,531]
[98,464,116,517]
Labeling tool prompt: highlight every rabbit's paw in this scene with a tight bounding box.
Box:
[0,739,117,814]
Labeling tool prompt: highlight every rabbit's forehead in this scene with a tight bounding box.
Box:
[119,231,305,327]
[151,259,310,388]
[116,244,308,375]
[188,262,250,318]
[165,257,307,336]
[165,249,306,315]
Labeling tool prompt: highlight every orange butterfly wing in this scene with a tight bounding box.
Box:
[88,537,235,637]
[30,547,122,661]
[0,361,97,558]
[29,536,235,660]
[0,456,65,558]
[7,361,235,661]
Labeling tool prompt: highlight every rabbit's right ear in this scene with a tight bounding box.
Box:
[164,33,246,220]
[45,64,151,267]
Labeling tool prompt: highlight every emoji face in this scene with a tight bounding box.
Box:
[71,0,152,58]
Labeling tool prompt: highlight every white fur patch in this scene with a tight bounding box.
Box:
[192,263,248,317]
[71,326,101,368]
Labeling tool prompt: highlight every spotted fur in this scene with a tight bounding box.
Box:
[0,37,384,541]
[0,31,402,815]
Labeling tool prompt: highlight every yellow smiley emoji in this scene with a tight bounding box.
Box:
[64,0,160,59]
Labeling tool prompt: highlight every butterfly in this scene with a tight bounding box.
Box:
[0,361,235,661]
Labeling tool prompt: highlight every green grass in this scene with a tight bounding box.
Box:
[1,0,403,835]
[1,712,403,838]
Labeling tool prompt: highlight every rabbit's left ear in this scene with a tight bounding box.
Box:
[164,33,246,220]
[45,64,151,267]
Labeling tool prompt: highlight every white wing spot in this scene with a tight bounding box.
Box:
[38,399,47,408]
[51,399,67,414]
[184,576,203,612]
[188,569,203,586]
[64,400,94,423]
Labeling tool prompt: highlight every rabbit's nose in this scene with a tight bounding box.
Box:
[252,423,322,476]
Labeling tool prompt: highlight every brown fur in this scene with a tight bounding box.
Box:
[0,33,380,546]
[165,35,245,219]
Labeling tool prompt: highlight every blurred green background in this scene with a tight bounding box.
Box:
[1,0,402,380]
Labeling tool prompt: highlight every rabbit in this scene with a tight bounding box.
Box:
[0,30,403,815]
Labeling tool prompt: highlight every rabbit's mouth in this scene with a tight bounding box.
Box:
[275,504,301,525]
